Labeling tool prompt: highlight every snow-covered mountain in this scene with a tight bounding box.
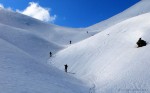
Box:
[53,12,150,93]
[52,0,150,93]
[0,8,92,45]
[0,8,90,93]
[1,0,150,93]
[86,0,150,32]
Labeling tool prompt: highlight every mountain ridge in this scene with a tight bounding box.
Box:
[1,0,150,93]
[86,0,150,32]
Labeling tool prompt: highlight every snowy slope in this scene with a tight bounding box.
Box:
[0,23,63,63]
[86,0,150,32]
[1,0,150,93]
[0,8,92,45]
[0,8,91,93]
[0,38,89,93]
[53,13,150,93]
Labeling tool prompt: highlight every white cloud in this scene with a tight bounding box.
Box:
[0,4,4,8]
[18,2,56,22]
[0,3,13,11]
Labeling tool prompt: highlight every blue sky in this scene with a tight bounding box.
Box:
[0,0,140,28]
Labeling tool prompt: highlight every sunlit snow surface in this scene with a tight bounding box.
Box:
[53,0,150,93]
[1,0,150,93]
[0,8,89,93]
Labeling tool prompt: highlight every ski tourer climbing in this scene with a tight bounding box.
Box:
[50,52,52,57]
[70,41,72,44]
[64,64,68,72]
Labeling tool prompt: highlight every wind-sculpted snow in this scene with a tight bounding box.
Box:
[53,13,150,93]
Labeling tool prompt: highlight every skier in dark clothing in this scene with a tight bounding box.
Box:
[70,41,72,44]
[64,64,68,72]
[50,52,52,57]
[136,38,147,47]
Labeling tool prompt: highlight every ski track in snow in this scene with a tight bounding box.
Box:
[1,0,150,93]
[53,8,150,93]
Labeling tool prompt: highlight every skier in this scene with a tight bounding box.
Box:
[64,64,68,72]
[87,31,88,33]
[70,40,72,44]
[50,52,52,57]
